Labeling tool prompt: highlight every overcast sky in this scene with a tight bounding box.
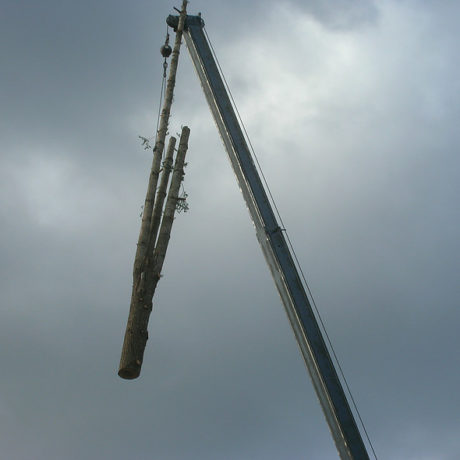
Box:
[1,1,459,459]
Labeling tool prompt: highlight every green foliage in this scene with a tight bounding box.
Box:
[176,191,189,213]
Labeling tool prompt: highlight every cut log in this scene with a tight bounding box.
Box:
[149,136,176,252]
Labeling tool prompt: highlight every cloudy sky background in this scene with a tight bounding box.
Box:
[1,1,459,459]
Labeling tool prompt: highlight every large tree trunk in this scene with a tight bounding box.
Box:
[118,0,188,380]
[132,0,188,280]
[149,136,176,250]
[118,126,190,380]
[151,127,190,277]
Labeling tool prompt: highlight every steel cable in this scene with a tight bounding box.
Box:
[203,25,377,460]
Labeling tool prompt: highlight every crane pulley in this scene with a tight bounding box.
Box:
[166,10,371,460]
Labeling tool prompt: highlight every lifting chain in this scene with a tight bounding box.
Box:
[160,31,172,78]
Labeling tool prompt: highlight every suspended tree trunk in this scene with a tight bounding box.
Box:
[118,0,189,380]
[118,126,191,380]
[151,127,190,278]
[149,136,176,249]
[133,0,188,280]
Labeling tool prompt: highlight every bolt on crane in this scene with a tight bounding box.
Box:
[120,2,373,458]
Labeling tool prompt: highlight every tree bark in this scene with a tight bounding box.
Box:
[118,1,188,380]
[151,127,190,276]
[132,0,188,280]
[149,136,176,250]
[118,126,190,380]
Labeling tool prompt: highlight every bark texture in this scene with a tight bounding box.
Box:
[151,127,190,276]
[149,136,176,249]
[118,126,190,379]
[118,0,188,380]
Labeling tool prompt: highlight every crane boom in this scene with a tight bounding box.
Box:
[167,13,370,460]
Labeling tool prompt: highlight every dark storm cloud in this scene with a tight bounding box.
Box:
[289,0,379,30]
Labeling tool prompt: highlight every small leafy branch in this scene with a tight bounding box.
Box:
[176,190,189,213]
